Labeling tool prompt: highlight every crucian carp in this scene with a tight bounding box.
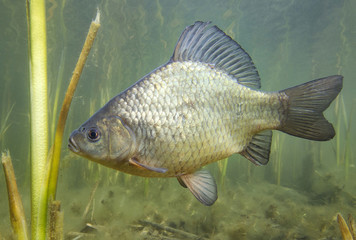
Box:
[68,22,343,206]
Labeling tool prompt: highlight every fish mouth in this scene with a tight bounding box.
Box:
[68,135,80,153]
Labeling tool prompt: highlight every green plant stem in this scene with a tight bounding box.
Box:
[344,99,355,180]
[28,0,49,239]
[47,10,101,201]
[335,96,341,167]
[219,158,228,188]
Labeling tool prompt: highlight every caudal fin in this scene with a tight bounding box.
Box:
[278,75,343,141]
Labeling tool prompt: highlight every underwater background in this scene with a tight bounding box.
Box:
[0,0,355,239]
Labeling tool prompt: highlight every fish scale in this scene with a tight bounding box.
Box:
[68,22,342,206]
[113,61,281,177]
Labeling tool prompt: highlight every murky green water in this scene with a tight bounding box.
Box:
[1,0,355,239]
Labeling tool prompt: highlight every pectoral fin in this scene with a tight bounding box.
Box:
[177,170,217,206]
[177,177,187,188]
[129,158,167,173]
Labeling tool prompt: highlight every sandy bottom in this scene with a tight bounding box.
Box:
[0,163,355,240]
[57,169,355,239]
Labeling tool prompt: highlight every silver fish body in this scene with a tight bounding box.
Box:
[69,22,343,205]
[110,61,281,177]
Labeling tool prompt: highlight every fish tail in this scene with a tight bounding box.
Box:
[278,75,343,141]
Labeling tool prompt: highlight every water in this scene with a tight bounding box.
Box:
[1,0,355,239]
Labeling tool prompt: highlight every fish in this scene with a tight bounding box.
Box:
[68,21,343,206]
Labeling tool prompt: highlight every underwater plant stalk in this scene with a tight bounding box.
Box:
[348,214,356,239]
[344,99,354,180]
[335,96,341,167]
[1,151,29,240]
[27,0,49,238]
[83,181,99,221]
[48,201,63,240]
[337,213,354,240]
[218,158,228,188]
[47,9,101,200]
[0,104,15,143]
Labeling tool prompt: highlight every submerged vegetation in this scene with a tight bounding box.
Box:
[0,0,355,239]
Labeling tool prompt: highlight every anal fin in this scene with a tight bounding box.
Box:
[129,158,167,173]
[177,170,217,206]
[241,130,272,165]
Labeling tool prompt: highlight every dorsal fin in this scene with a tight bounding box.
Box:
[241,130,272,165]
[171,21,261,89]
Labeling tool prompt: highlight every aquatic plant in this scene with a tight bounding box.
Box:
[342,99,354,180]
[47,9,101,202]
[27,0,49,238]
[1,151,29,240]
[0,104,14,144]
[217,158,229,188]
[1,2,101,239]
[334,0,353,180]
[334,95,354,180]
[337,213,356,240]
[270,132,284,185]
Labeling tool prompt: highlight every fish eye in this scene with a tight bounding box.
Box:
[87,128,100,142]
